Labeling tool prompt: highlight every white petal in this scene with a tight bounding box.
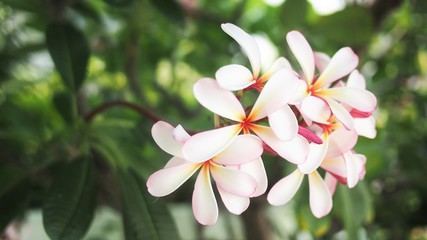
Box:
[210,163,257,197]
[314,52,331,73]
[192,165,218,225]
[286,31,315,85]
[288,80,308,105]
[314,47,359,88]
[261,57,293,81]
[268,105,298,141]
[250,68,299,120]
[300,96,331,124]
[324,97,354,130]
[321,87,377,113]
[151,121,186,158]
[267,169,304,206]
[354,154,367,180]
[354,116,377,139]
[321,156,347,178]
[253,125,309,164]
[324,173,338,196]
[325,127,358,158]
[214,134,263,165]
[147,162,201,197]
[343,151,359,188]
[217,185,250,215]
[182,125,241,163]
[164,156,187,168]
[173,124,191,141]
[194,78,246,121]
[308,171,332,218]
[216,64,255,91]
[347,70,366,89]
[298,135,329,174]
[240,158,268,197]
[221,23,261,78]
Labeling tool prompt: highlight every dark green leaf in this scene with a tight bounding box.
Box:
[148,0,185,25]
[280,0,308,29]
[43,156,97,240]
[103,0,134,8]
[46,22,90,92]
[52,91,76,125]
[310,6,374,46]
[117,168,180,240]
[0,164,30,232]
[0,164,27,198]
[0,0,48,15]
[0,178,30,232]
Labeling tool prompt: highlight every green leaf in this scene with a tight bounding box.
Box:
[148,0,185,25]
[334,182,373,240]
[117,168,180,240]
[52,91,76,125]
[0,164,28,198]
[103,0,134,8]
[280,0,308,29]
[0,165,30,232]
[0,0,48,15]
[43,156,97,240]
[310,6,374,46]
[46,22,90,92]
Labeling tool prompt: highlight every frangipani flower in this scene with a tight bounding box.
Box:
[321,150,367,192]
[216,23,292,91]
[147,121,265,225]
[267,168,332,218]
[287,31,377,129]
[297,115,358,174]
[345,70,377,139]
[182,69,309,165]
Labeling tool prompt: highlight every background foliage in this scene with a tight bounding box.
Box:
[0,0,426,239]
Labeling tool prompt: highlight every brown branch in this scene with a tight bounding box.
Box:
[84,100,161,123]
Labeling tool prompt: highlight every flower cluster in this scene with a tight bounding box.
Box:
[146,23,377,225]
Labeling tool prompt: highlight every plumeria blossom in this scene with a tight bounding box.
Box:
[322,150,367,194]
[267,168,333,218]
[147,23,379,223]
[146,121,266,225]
[344,70,377,139]
[182,69,309,165]
[287,31,377,130]
[216,23,292,91]
[297,114,358,174]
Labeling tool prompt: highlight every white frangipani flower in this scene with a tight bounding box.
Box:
[267,168,333,218]
[147,121,265,225]
[216,23,292,91]
[287,31,377,129]
[182,69,308,165]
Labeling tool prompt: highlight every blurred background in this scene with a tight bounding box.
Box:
[1,0,426,239]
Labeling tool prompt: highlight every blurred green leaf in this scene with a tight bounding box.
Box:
[46,22,90,92]
[103,0,134,8]
[0,164,27,198]
[117,168,180,240]
[0,0,48,15]
[310,6,373,46]
[334,182,372,240]
[0,164,30,231]
[148,0,185,25]
[0,178,30,232]
[52,91,76,125]
[298,205,331,238]
[280,0,308,29]
[43,156,97,240]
